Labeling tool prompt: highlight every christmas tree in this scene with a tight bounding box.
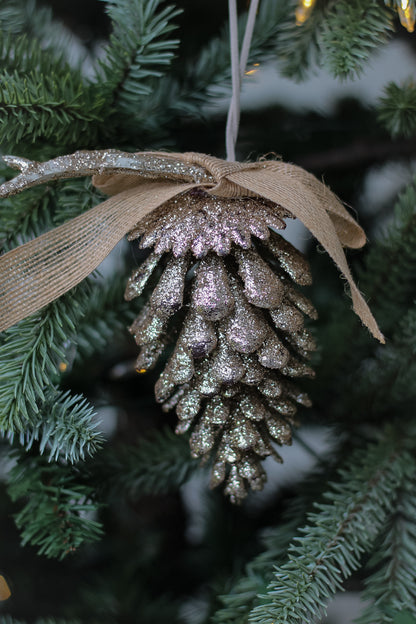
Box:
[1,0,416,622]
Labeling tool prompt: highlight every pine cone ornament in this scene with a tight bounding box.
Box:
[125,188,317,503]
[0,150,382,501]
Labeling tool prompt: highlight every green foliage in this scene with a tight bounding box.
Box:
[0,284,90,431]
[0,0,59,39]
[7,450,103,559]
[99,0,181,120]
[392,613,416,624]
[360,178,416,336]
[0,181,54,252]
[51,178,104,226]
[1,0,416,619]
[316,176,416,399]
[319,0,393,79]
[275,0,329,81]
[213,512,305,624]
[0,175,102,253]
[349,304,416,419]
[8,390,103,463]
[378,81,416,138]
[0,69,106,149]
[169,0,288,115]
[74,274,138,362]
[275,0,393,81]
[0,4,109,150]
[95,428,200,498]
[214,431,416,624]
[0,618,80,624]
[0,32,68,76]
[248,430,415,624]
[133,0,291,132]
[357,475,416,624]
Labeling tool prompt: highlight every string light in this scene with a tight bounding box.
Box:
[245,62,260,76]
[296,0,316,25]
[397,0,415,32]
[0,575,11,601]
[57,340,76,375]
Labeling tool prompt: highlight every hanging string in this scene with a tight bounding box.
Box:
[226,0,240,161]
[225,0,260,161]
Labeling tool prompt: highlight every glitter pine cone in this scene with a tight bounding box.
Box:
[125,188,317,503]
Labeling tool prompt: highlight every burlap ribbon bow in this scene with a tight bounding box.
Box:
[0,150,384,342]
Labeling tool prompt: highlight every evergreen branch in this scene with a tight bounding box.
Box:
[0,70,106,149]
[0,0,59,39]
[319,0,393,79]
[0,32,71,77]
[212,457,348,624]
[94,428,200,498]
[99,0,181,117]
[183,0,288,102]
[74,273,138,362]
[0,0,96,79]
[0,181,54,253]
[132,0,290,132]
[356,474,416,624]
[213,513,305,624]
[248,430,413,624]
[213,441,354,624]
[151,0,289,126]
[272,0,393,81]
[0,283,91,431]
[316,175,416,392]
[51,178,104,226]
[7,450,103,560]
[0,618,81,624]
[359,177,416,335]
[5,389,103,463]
[0,175,102,253]
[332,303,416,422]
[380,305,416,406]
[378,81,416,139]
[274,0,329,81]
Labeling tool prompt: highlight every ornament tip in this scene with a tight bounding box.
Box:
[376,331,386,345]
[366,318,385,344]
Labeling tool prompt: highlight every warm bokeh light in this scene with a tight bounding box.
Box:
[245,62,260,75]
[296,0,317,26]
[398,0,415,32]
[0,575,11,601]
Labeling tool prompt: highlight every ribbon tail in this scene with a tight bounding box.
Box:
[0,181,199,333]
[228,168,385,344]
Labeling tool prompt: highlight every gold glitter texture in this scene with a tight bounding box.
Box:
[126,188,317,503]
